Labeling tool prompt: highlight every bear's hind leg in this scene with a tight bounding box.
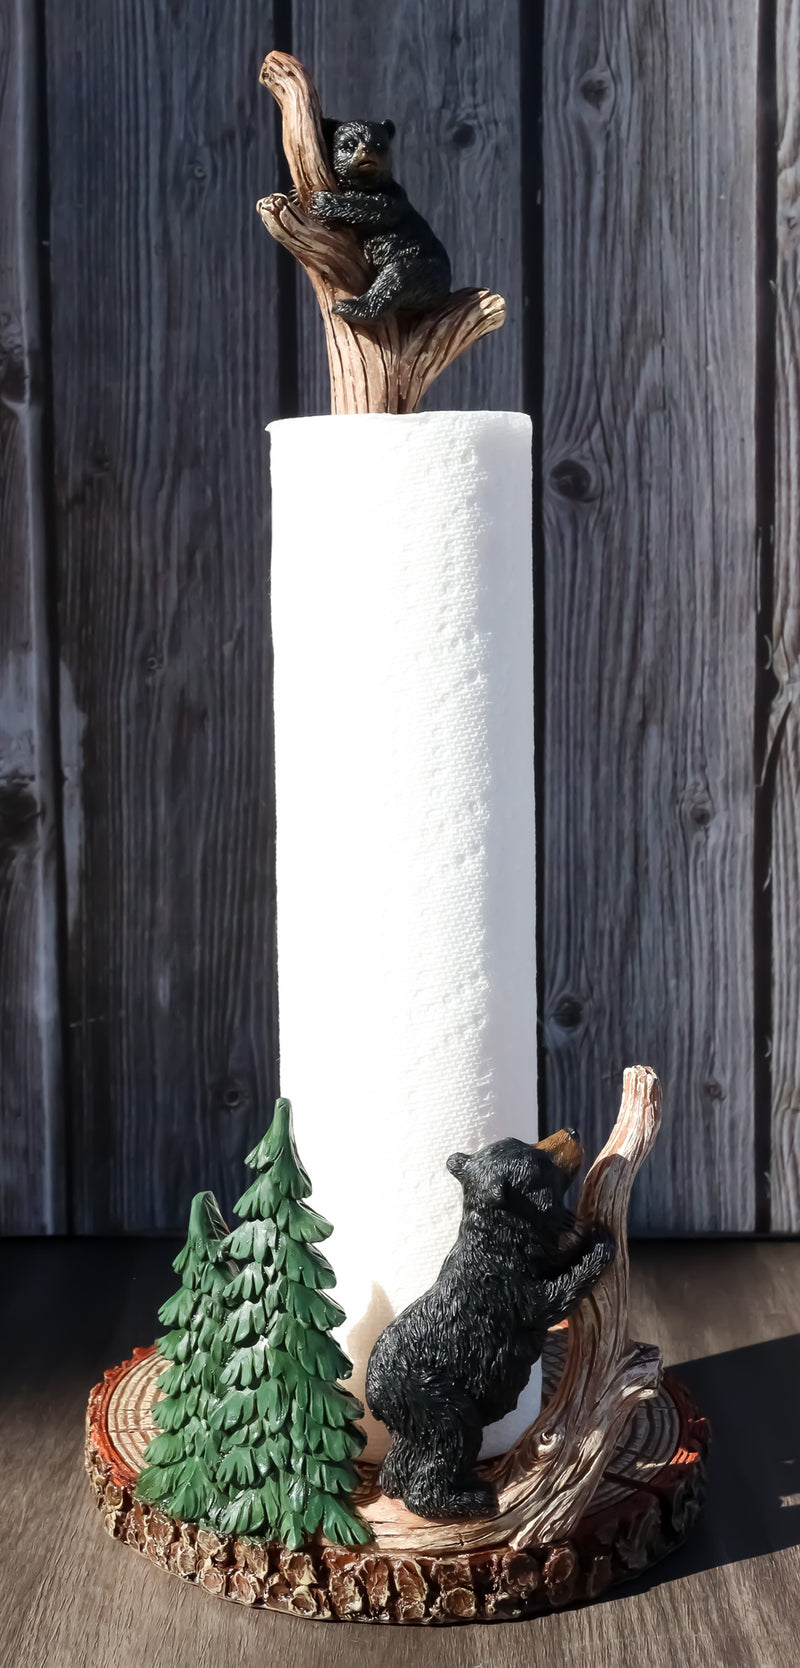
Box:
[332,257,449,324]
[378,1435,415,1500]
[402,1422,496,1521]
[332,264,408,323]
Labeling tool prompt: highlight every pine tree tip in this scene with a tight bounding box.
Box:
[272,1097,293,1142]
[187,1190,229,1249]
[244,1096,294,1170]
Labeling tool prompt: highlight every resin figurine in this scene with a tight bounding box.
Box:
[365,1130,616,1520]
[309,118,452,322]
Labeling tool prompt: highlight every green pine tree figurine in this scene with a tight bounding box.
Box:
[211,1098,371,1549]
[136,1190,236,1524]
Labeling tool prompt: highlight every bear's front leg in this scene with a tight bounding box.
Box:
[310,190,401,230]
[540,1227,616,1329]
[308,189,351,223]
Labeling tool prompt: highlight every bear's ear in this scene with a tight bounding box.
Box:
[382,119,396,140]
[447,1151,469,1184]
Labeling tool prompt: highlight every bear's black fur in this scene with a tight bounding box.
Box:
[365,1131,616,1520]
[310,118,452,323]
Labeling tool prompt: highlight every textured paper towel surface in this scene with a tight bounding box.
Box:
[269,411,538,1461]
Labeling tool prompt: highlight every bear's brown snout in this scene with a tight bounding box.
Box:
[535,1126,583,1179]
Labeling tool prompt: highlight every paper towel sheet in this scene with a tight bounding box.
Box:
[269,411,538,1461]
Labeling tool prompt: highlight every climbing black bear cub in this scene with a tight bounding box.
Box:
[365,1129,616,1520]
[310,118,452,323]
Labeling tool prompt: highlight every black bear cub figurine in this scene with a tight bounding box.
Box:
[310,118,452,323]
[365,1129,616,1521]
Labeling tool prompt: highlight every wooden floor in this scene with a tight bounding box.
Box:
[2,1240,799,1667]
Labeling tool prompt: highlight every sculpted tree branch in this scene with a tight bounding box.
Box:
[360,1066,663,1554]
[257,51,505,414]
[497,1064,663,1549]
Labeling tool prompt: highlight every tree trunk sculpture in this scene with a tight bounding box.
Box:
[257,51,505,415]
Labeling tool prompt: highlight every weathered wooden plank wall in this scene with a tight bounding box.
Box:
[540,0,759,1231]
[771,0,800,1230]
[0,1,797,1233]
[0,0,66,1231]
[42,0,282,1230]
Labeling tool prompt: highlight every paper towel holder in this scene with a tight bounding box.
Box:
[255,50,506,416]
[85,1066,709,1622]
[82,52,709,1628]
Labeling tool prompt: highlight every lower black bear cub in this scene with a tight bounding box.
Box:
[310,118,452,323]
[365,1129,615,1520]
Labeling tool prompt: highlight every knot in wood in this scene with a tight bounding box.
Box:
[579,72,613,111]
[550,458,595,501]
[682,783,714,830]
[449,119,476,150]
[553,994,584,1029]
[535,1426,565,1457]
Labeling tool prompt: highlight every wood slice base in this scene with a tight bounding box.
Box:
[85,1332,709,1625]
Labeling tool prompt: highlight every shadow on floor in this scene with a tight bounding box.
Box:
[0,1237,181,1396]
[611,1332,800,1598]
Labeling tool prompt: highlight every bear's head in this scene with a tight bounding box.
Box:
[446,1129,583,1227]
[322,118,396,190]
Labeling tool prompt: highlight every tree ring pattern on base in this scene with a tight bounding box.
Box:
[86,1331,709,1625]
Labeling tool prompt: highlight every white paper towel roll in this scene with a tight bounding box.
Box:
[269,410,538,1461]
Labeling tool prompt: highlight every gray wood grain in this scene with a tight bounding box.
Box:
[0,0,66,1231]
[0,4,791,1238]
[292,0,523,416]
[540,0,759,1230]
[3,1240,800,1666]
[770,0,800,1232]
[44,2,282,1230]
